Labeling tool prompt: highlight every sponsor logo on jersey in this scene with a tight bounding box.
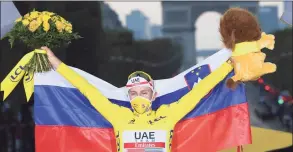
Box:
[123,130,167,152]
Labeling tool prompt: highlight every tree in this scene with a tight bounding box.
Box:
[263,28,292,94]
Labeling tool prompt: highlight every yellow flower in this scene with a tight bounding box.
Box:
[36,17,42,25]
[30,11,40,19]
[22,19,30,26]
[24,13,29,18]
[28,20,41,32]
[27,17,32,21]
[64,22,71,28]
[55,21,64,32]
[65,26,72,33]
[15,17,22,22]
[43,21,50,32]
[23,14,31,21]
[42,11,54,16]
[63,22,72,33]
[42,14,51,22]
[59,16,66,22]
[51,16,59,22]
[66,22,72,27]
[38,14,43,19]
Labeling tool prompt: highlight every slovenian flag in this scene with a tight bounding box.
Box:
[34,48,251,152]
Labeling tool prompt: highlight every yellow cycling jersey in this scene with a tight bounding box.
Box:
[57,62,232,152]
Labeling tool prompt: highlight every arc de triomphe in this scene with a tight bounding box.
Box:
[162,1,259,70]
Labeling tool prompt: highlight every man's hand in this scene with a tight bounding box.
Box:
[41,46,62,69]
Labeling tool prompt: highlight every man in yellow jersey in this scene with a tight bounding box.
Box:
[43,46,233,152]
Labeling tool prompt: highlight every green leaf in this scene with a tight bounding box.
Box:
[8,37,15,48]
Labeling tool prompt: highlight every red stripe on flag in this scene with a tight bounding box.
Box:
[35,103,251,152]
[35,126,116,152]
[124,142,165,148]
[171,102,251,152]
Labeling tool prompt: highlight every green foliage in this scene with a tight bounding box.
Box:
[3,11,81,50]
[2,10,81,73]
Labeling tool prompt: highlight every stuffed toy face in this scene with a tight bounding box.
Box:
[219,8,277,88]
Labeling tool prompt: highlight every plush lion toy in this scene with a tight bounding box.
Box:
[219,7,277,88]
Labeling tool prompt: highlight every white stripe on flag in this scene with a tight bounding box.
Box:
[34,48,231,101]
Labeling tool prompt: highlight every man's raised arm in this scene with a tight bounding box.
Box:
[157,62,233,124]
[44,46,132,124]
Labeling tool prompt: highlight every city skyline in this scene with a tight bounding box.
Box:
[126,10,152,40]
[1,2,286,50]
[126,10,163,40]
[106,2,284,26]
[106,2,284,49]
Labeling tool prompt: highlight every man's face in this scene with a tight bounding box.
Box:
[128,86,154,101]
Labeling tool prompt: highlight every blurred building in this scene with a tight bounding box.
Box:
[151,24,162,39]
[162,1,259,70]
[126,10,152,40]
[258,6,280,33]
[101,2,123,29]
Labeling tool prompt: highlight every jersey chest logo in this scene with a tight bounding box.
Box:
[148,116,167,125]
[123,130,167,152]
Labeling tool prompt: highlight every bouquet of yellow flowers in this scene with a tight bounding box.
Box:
[3,10,81,73]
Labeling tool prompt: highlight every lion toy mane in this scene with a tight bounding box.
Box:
[219,7,277,88]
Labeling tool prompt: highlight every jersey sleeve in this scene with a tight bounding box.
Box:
[156,62,233,124]
[56,63,132,124]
